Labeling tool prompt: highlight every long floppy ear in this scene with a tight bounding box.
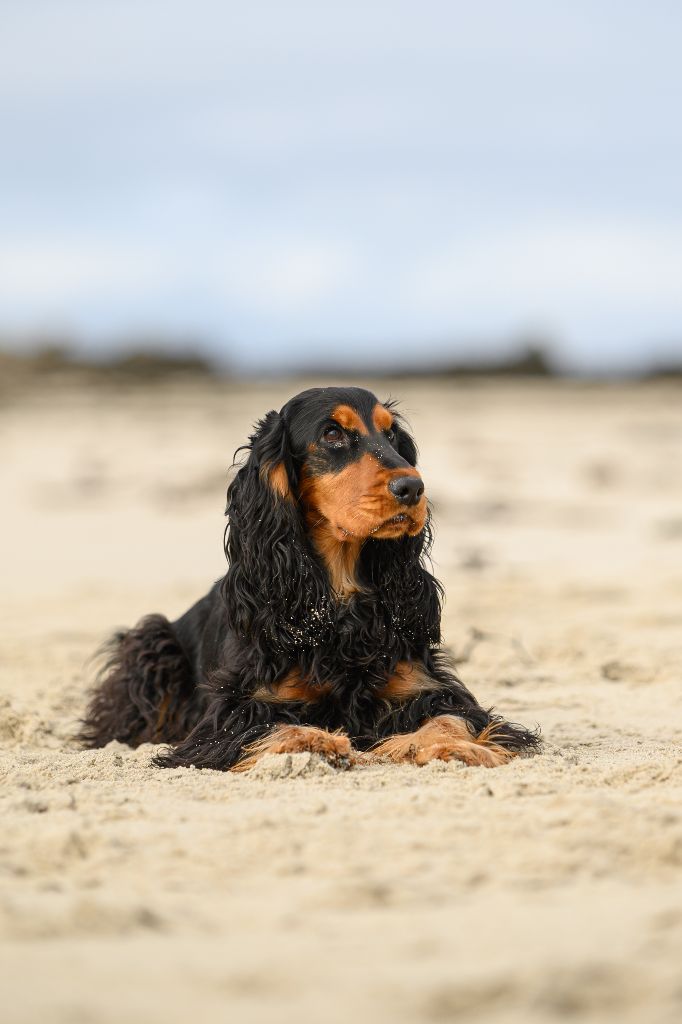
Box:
[385,401,419,466]
[364,510,443,652]
[396,429,418,466]
[251,409,297,500]
[361,404,438,648]
[221,411,331,664]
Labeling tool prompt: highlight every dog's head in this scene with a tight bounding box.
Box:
[224,387,438,651]
[261,387,427,541]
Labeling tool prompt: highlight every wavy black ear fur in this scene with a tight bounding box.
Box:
[221,411,333,672]
[384,400,419,467]
[396,422,418,466]
[362,511,443,651]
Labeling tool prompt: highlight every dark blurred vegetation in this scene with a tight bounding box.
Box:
[1,340,681,397]
[392,344,555,378]
[0,344,217,397]
[644,360,682,380]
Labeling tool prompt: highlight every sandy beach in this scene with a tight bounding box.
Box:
[1,376,681,1023]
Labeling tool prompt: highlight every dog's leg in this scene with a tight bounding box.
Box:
[231,724,352,772]
[371,714,515,767]
[155,693,352,772]
[367,660,540,767]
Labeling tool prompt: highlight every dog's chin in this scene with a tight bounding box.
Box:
[370,514,415,539]
[335,512,423,542]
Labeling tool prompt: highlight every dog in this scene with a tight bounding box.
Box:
[80,386,539,770]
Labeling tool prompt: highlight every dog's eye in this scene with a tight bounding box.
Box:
[322,425,344,444]
[385,427,396,444]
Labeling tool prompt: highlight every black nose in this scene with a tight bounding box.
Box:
[388,475,425,507]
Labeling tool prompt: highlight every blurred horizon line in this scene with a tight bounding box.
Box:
[2,336,682,385]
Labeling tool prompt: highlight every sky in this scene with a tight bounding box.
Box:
[1,0,681,372]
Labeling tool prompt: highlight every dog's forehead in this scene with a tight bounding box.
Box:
[285,387,391,433]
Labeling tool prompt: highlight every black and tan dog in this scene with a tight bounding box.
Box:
[80,386,539,770]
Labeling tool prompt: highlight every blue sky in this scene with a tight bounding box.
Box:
[1,0,681,371]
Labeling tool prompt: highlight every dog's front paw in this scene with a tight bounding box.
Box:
[413,739,512,767]
[233,725,353,772]
[372,715,515,769]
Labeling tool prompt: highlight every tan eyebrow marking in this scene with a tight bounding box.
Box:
[372,404,393,432]
[330,404,369,435]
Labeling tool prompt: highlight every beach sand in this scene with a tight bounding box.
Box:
[1,377,681,1023]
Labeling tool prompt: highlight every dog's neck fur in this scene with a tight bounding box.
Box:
[306,516,363,599]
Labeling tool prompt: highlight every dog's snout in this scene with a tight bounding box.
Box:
[388,475,424,507]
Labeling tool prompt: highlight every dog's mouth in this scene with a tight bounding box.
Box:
[337,513,413,541]
[370,513,410,534]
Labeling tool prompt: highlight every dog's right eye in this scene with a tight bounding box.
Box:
[322,425,344,444]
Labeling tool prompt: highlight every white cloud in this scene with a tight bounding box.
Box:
[212,239,352,310]
[408,220,682,326]
[0,238,176,303]
[0,233,352,318]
